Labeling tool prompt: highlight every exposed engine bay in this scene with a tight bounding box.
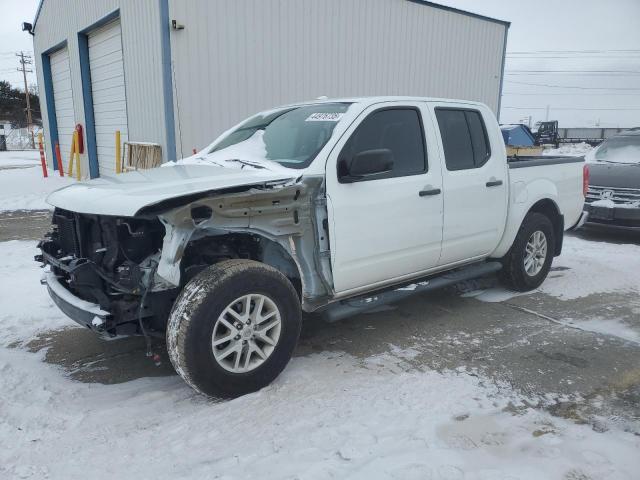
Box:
[36,176,333,336]
[37,209,175,335]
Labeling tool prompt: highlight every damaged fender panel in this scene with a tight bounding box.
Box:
[155,176,334,309]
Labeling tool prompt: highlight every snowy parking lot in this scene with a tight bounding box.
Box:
[1,152,639,479]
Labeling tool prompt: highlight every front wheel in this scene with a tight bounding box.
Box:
[167,259,301,398]
[499,212,555,292]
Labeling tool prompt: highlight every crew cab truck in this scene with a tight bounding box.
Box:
[37,97,587,398]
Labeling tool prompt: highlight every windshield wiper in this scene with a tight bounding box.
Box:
[224,158,267,170]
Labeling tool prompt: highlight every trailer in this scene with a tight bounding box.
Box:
[535,121,631,147]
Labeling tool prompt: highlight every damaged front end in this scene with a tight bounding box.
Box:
[37,209,177,336]
[37,175,335,337]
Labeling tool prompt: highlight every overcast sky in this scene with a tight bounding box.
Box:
[1,0,639,127]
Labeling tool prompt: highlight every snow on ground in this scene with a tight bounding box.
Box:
[1,238,639,479]
[543,143,593,157]
[471,235,640,303]
[559,317,640,345]
[455,234,640,346]
[1,156,639,478]
[539,235,640,301]
[0,151,73,212]
[0,241,68,346]
[2,343,639,480]
[0,150,41,168]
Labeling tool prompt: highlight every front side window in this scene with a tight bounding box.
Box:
[339,108,427,180]
[208,103,351,169]
[436,108,491,171]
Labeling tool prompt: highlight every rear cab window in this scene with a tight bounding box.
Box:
[435,108,491,171]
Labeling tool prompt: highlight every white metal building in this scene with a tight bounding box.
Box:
[31,0,509,178]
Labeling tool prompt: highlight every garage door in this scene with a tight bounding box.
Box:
[88,18,128,176]
[49,47,75,166]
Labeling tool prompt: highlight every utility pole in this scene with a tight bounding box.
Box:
[16,51,35,149]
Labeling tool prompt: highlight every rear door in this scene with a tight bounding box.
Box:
[429,103,508,266]
[326,102,443,294]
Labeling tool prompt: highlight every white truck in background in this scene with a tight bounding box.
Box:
[38,97,587,397]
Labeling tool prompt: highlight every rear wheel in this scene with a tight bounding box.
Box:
[499,212,555,292]
[167,259,301,398]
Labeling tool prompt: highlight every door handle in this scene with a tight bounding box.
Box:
[419,188,441,197]
[486,180,503,187]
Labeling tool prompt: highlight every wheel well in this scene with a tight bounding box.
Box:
[180,233,302,297]
[528,199,564,256]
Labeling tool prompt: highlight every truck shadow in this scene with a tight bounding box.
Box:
[25,286,465,385]
[571,225,640,245]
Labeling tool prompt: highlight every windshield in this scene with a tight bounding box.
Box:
[593,135,640,164]
[207,103,352,169]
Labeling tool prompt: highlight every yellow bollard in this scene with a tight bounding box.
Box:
[115,130,121,174]
[67,137,74,176]
[73,130,81,180]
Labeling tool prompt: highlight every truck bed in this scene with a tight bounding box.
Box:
[508,155,584,169]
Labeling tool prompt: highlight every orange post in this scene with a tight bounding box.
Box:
[38,133,48,178]
[54,142,64,177]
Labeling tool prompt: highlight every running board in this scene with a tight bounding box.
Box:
[319,261,503,323]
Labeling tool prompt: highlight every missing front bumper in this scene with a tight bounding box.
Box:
[43,272,112,333]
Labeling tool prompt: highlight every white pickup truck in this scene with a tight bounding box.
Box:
[38,97,587,397]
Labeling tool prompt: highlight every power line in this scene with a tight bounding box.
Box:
[506,70,640,74]
[506,49,640,54]
[502,106,640,111]
[503,92,640,96]
[505,80,640,91]
[506,74,640,78]
[507,55,640,59]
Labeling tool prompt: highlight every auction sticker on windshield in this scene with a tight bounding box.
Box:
[306,112,345,122]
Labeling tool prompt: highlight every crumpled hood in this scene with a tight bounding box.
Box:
[46,164,295,216]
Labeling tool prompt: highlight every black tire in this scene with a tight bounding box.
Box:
[499,212,555,292]
[167,259,301,398]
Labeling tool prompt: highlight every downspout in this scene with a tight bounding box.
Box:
[159,0,177,162]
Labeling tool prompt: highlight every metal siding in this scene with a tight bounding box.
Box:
[49,47,75,164]
[33,0,506,166]
[88,19,128,176]
[33,0,167,176]
[168,0,507,158]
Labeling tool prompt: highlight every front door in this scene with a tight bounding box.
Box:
[326,102,444,294]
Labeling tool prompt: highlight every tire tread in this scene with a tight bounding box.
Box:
[167,259,300,397]
[499,212,555,292]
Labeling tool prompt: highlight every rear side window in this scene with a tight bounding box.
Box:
[340,108,427,179]
[435,108,491,171]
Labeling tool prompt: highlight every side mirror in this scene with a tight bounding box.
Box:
[339,148,394,183]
